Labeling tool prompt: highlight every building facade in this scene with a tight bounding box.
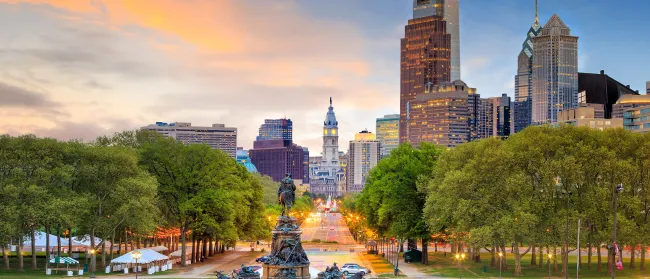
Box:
[646,81,649,94]
[257,118,293,146]
[236,149,258,173]
[376,114,399,158]
[400,11,452,144]
[578,71,638,118]
[347,130,381,193]
[558,106,622,130]
[412,0,460,81]
[624,106,650,133]
[531,14,579,125]
[407,80,477,148]
[489,94,512,138]
[249,139,306,182]
[141,122,237,158]
[613,95,650,119]
[310,98,345,197]
[514,1,541,132]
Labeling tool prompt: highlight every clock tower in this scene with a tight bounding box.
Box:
[321,97,340,175]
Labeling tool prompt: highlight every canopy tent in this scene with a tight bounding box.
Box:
[46,256,81,275]
[170,249,192,257]
[23,231,86,252]
[72,235,110,247]
[110,249,168,264]
[149,245,169,252]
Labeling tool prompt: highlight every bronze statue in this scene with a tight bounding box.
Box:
[278,173,296,216]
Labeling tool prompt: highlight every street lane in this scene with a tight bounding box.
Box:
[300,212,355,245]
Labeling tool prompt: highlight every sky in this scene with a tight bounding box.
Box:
[1,0,649,154]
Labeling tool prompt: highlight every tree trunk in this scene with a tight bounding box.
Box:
[434,242,437,252]
[30,229,37,269]
[587,243,592,269]
[422,238,428,264]
[117,236,122,255]
[630,244,636,269]
[57,225,61,257]
[137,237,141,249]
[180,227,187,267]
[641,244,646,270]
[561,245,567,277]
[110,231,115,260]
[191,234,196,264]
[501,244,508,271]
[553,247,558,273]
[488,246,495,267]
[530,243,536,266]
[546,246,551,272]
[597,244,602,272]
[101,240,107,267]
[538,243,543,269]
[67,228,72,256]
[124,229,129,252]
[45,226,50,259]
[90,229,96,276]
[607,247,613,275]
[203,238,208,260]
[512,241,531,276]
[17,242,24,272]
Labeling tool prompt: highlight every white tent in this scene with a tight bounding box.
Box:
[72,235,109,247]
[149,246,168,252]
[110,249,168,264]
[23,232,85,252]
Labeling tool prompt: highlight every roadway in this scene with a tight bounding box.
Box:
[300,212,356,245]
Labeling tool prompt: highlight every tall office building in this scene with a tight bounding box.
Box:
[407,80,478,148]
[400,4,452,144]
[257,118,292,146]
[531,14,579,125]
[310,98,345,196]
[141,122,237,158]
[579,70,639,118]
[412,0,460,81]
[375,114,399,158]
[489,94,512,138]
[347,130,381,193]
[514,0,542,132]
[646,81,649,94]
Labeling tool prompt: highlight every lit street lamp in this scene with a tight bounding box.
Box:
[498,252,503,279]
[455,253,466,279]
[89,249,96,278]
[133,250,142,279]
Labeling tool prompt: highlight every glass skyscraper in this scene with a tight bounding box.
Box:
[257,118,293,146]
[531,14,579,125]
[412,0,460,81]
[514,1,541,132]
[375,114,399,158]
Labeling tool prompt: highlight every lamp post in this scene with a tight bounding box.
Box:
[394,240,400,277]
[548,254,553,279]
[498,252,503,279]
[612,183,624,279]
[89,249,96,278]
[132,250,142,279]
[455,253,465,279]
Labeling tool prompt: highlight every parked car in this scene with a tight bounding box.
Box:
[255,256,270,263]
[341,263,370,276]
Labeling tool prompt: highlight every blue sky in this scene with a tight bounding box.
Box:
[0,0,648,153]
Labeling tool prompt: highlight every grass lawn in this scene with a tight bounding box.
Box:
[413,252,650,278]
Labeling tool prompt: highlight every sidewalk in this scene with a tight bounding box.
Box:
[397,262,433,278]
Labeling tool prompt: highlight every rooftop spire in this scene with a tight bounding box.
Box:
[534,0,539,24]
[330,97,332,106]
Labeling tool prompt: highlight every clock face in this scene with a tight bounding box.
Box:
[323,128,328,135]
[332,129,337,135]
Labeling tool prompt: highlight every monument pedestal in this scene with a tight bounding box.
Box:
[262,217,310,279]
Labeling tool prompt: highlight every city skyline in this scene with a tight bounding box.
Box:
[1,0,649,153]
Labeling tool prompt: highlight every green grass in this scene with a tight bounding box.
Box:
[413,252,650,278]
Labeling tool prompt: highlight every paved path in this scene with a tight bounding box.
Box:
[301,213,356,245]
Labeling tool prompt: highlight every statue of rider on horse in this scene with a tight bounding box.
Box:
[278,173,296,216]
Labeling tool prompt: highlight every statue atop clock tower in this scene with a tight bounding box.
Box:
[321,97,340,175]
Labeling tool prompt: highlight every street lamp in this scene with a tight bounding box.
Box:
[393,240,400,277]
[455,253,465,279]
[548,254,553,279]
[498,252,503,279]
[132,250,142,279]
[89,249,96,278]
[612,183,624,279]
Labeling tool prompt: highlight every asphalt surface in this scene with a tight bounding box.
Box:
[300,212,356,245]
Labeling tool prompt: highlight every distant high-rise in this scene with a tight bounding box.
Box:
[412,0,460,81]
[578,70,639,118]
[400,8,452,144]
[141,122,237,158]
[375,114,399,158]
[347,130,381,193]
[514,0,542,132]
[257,118,292,146]
[646,81,649,94]
[531,14,579,125]
[489,94,512,138]
[249,140,306,182]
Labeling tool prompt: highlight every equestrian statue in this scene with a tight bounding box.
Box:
[278,173,296,216]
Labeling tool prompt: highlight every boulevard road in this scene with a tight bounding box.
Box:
[300,212,356,245]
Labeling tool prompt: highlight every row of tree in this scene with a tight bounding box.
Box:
[0,130,267,271]
[356,125,650,276]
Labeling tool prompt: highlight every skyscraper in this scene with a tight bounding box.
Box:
[400,6,452,144]
[310,98,345,196]
[531,14,579,125]
[489,94,512,138]
[375,114,399,158]
[347,130,381,193]
[412,0,460,81]
[141,122,237,158]
[646,81,649,94]
[257,118,293,146]
[514,0,542,132]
